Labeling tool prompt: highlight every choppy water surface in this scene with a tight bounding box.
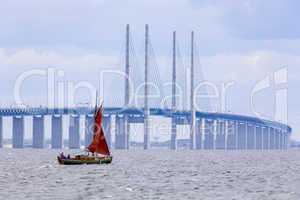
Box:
[1,149,300,200]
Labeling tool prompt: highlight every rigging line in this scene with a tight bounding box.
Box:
[148,35,165,108]
[129,31,144,108]
[161,36,176,110]
[110,36,125,107]
[147,37,159,83]
[151,42,166,99]
[128,32,137,106]
[129,32,144,88]
[194,41,215,112]
[129,32,139,74]
[147,44,157,107]
[128,34,136,107]
[176,41,188,111]
[157,34,174,111]
[148,49,162,103]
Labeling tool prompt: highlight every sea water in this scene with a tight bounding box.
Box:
[0,149,300,200]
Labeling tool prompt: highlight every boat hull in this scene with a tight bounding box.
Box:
[57,156,112,165]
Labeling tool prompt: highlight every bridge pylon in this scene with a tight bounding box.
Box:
[144,24,150,149]
[170,31,177,150]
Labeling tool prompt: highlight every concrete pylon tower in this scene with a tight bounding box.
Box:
[144,24,150,149]
[190,31,195,149]
[170,31,177,150]
[124,24,130,149]
[125,24,130,108]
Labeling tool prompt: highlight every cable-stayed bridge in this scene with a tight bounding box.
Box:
[0,25,292,150]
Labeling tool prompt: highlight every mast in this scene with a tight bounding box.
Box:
[94,91,98,116]
[144,24,150,149]
[190,31,195,149]
[96,90,98,106]
[171,31,177,150]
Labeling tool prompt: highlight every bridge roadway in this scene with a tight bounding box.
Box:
[0,107,292,149]
[0,107,292,130]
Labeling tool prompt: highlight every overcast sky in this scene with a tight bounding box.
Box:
[0,0,299,141]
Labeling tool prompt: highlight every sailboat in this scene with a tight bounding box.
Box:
[57,102,112,165]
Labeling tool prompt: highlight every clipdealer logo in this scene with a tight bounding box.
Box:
[251,67,288,124]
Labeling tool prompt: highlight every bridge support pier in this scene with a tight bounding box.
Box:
[279,130,283,150]
[126,117,130,149]
[285,132,290,149]
[247,124,255,149]
[280,130,284,149]
[13,116,24,148]
[0,117,2,148]
[115,115,128,149]
[282,132,286,149]
[213,120,217,149]
[195,118,203,149]
[269,127,275,149]
[51,115,63,149]
[279,129,283,150]
[103,116,112,148]
[275,129,280,149]
[85,114,94,147]
[170,117,177,150]
[283,130,288,149]
[225,120,228,150]
[69,115,80,149]
[262,127,269,150]
[237,122,247,150]
[282,131,287,149]
[215,120,225,149]
[203,119,214,149]
[32,115,44,148]
[226,121,236,150]
[144,114,150,150]
[245,122,248,149]
[254,125,257,149]
[255,126,263,150]
[235,121,239,149]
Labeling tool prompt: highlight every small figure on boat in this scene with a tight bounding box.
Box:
[57,94,112,165]
[60,152,66,159]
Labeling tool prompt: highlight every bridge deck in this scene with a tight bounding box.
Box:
[0,107,292,132]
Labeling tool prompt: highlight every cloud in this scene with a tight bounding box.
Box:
[0,0,225,52]
[201,50,300,83]
[190,0,300,39]
[1,47,299,107]
[0,48,121,107]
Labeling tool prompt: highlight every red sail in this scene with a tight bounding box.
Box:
[88,106,110,156]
